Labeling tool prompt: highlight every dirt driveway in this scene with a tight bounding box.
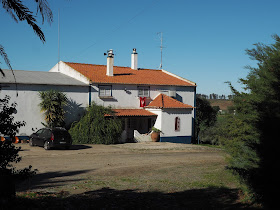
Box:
[15,142,226,194]
[11,143,255,209]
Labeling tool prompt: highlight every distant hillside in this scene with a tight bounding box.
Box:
[208,99,234,111]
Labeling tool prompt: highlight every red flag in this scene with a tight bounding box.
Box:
[140,97,146,107]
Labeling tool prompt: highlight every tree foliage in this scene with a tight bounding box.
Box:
[224,35,280,208]
[194,97,218,143]
[69,103,123,145]
[0,95,26,137]
[38,90,68,128]
[0,95,35,198]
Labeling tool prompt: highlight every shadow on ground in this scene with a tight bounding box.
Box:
[16,170,92,192]
[4,187,261,209]
[50,145,92,150]
[68,145,92,150]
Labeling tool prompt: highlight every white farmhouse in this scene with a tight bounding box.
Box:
[0,49,196,143]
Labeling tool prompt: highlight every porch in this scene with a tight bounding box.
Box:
[110,109,157,142]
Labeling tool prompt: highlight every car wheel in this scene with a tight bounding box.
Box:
[29,138,34,146]
[44,141,50,150]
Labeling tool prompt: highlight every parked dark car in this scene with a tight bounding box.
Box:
[29,127,72,150]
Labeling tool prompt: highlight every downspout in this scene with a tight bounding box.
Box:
[88,84,92,106]
[193,86,197,144]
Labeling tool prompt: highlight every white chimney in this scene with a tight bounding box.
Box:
[131,48,138,70]
[106,49,114,76]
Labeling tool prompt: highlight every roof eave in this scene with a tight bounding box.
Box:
[90,81,194,87]
[145,106,194,109]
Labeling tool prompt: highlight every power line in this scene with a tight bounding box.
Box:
[66,0,161,61]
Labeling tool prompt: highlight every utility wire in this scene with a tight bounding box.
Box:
[66,0,161,61]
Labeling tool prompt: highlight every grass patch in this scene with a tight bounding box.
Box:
[12,166,257,209]
[189,167,240,189]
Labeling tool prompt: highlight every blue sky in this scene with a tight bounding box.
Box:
[1,0,280,96]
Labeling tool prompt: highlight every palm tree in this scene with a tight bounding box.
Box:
[0,0,53,75]
[39,90,68,128]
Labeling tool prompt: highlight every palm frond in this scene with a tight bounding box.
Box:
[34,0,53,24]
[1,0,46,42]
[38,90,68,127]
[0,44,19,96]
[0,44,12,70]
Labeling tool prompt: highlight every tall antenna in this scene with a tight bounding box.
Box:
[58,9,60,71]
[157,32,165,69]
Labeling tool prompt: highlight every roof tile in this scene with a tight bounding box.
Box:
[65,62,195,86]
[145,94,194,109]
[105,109,157,117]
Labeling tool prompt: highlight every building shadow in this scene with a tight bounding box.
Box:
[64,98,85,130]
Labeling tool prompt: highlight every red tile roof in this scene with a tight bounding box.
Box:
[65,62,195,87]
[145,94,194,109]
[106,109,157,117]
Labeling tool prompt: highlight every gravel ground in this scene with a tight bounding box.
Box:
[15,142,225,194]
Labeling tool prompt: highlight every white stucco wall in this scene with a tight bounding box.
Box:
[91,84,195,110]
[91,84,139,108]
[160,109,193,137]
[145,108,162,130]
[146,108,193,137]
[90,84,195,139]
[1,84,89,136]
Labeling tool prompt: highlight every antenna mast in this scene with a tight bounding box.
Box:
[158,32,164,69]
[58,9,60,71]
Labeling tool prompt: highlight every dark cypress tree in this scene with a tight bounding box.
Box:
[225,35,280,208]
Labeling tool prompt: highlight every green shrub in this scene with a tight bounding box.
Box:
[199,125,220,145]
[199,115,231,145]
[69,103,122,145]
[151,127,161,133]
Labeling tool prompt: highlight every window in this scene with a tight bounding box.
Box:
[36,129,44,135]
[99,85,112,97]
[138,86,149,97]
[175,117,180,131]
[42,129,51,137]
